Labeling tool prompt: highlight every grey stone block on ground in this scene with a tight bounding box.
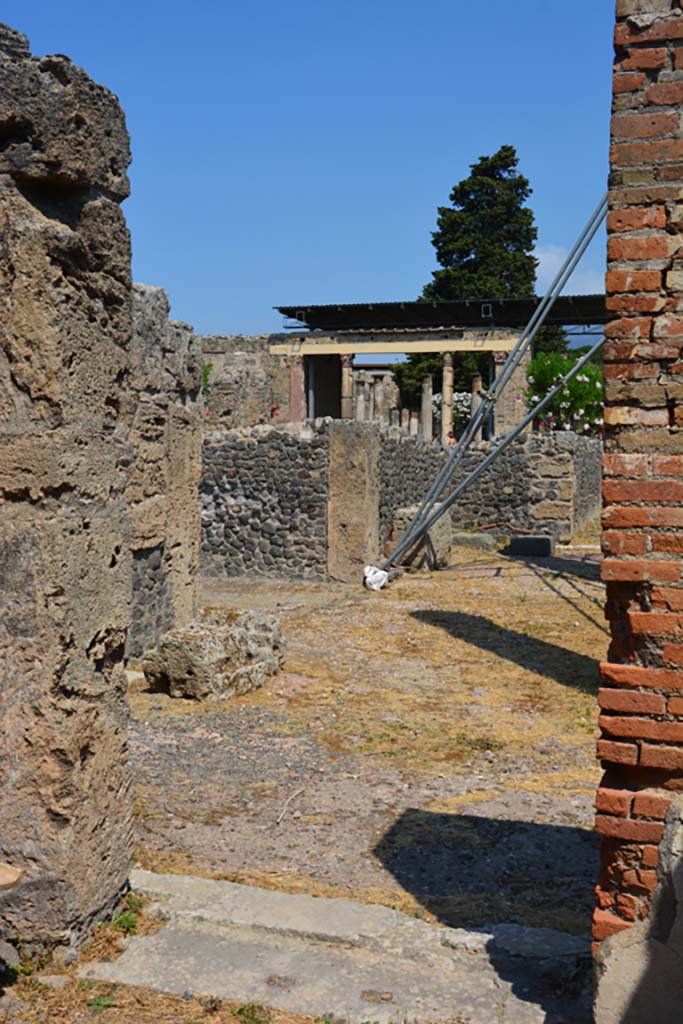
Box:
[142,611,283,700]
[506,535,555,558]
[388,504,451,569]
[451,531,499,551]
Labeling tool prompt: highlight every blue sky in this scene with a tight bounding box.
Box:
[6,2,614,336]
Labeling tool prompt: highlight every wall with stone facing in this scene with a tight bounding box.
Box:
[201,335,290,428]
[0,24,134,946]
[201,422,601,584]
[379,431,601,549]
[201,423,328,579]
[125,284,202,659]
[593,3,683,1015]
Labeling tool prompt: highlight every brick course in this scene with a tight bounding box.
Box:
[596,0,683,946]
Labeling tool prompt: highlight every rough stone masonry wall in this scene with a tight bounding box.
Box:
[380,431,602,547]
[201,335,290,428]
[125,285,202,659]
[594,2,683,1018]
[201,423,328,579]
[0,25,134,946]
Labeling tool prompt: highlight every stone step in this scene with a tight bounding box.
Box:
[80,870,592,1024]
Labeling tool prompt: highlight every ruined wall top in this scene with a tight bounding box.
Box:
[0,23,130,198]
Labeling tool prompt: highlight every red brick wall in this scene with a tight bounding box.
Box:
[596,0,683,945]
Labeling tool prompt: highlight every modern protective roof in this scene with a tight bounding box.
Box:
[275,295,607,332]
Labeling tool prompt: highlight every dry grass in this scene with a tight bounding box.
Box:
[243,549,605,779]
[7,975,318,1024]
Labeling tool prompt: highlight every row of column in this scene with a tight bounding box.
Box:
[347,352,457,443]
[289,351,498,444]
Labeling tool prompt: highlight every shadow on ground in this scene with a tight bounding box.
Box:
[504,553,601,583]
[374,808,596,1023]
[412,608,599,693]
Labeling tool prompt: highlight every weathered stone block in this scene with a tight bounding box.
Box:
[506,535,555,558]
[388,504,451,569]
[142,611,284,700]
[327,421,381,582]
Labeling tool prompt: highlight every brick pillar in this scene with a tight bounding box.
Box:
[594,1,683,950]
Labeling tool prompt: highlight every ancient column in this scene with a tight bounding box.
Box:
[355,379,367,421]
[288,355,306,422]
[409,410,420,436]
[0,25,134,946]
[367,379,376,422]
[442,352,454,443]
[471,373,483,441]
[340,354,354,419]
[378,374,400,427]
[421,375,433,440]
[401,408,410,431]
[593,5,683,1020]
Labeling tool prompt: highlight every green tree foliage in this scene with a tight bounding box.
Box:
[525,351,603,436]
[395,145,566,406]
[421,144,537,302]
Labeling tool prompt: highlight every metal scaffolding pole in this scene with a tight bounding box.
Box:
[385,194,607,567]
[384,335,605,569]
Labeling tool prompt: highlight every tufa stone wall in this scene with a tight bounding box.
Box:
[327,421,380,582]
[125,284,202,659]
[201,423,328,579]
[0,24,134,945]
[593,3,683,1019]
[201,335,290,428]
[379,431,602,548]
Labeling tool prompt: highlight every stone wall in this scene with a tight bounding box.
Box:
[201,422,601,583]
[201,423,328,579]
[593,4,683,1020]
[201,335,290,428]
[125,284,202,659]
[379,431,602,548]
[0,25,134,946]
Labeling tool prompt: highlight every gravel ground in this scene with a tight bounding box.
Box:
[130,547,604,937]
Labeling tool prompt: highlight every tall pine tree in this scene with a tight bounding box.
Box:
[422,144,537,302]
[394,145,566,406]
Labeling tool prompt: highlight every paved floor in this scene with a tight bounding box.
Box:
[82,870,592,1024]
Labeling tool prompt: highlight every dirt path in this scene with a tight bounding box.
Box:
[130,546,605,937]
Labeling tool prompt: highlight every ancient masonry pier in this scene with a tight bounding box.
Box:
[594,3,683,1019]
[0,24,202,950]
[0,25,135,945]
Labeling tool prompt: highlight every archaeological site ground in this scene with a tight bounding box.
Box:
[3,2,683,1023]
